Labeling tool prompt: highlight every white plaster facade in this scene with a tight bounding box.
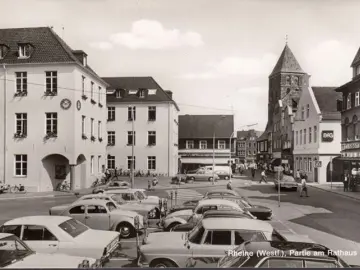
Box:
[0,63,107,191]
[293,86,341,183]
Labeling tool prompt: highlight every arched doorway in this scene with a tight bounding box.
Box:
[42,154,70,191]
[326,156,342,183]
[76,154,87,189]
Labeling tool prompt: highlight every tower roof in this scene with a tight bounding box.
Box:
[269,44,305,77]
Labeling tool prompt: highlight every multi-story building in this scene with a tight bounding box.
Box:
[335,46,360,186]
[103,77,179,176]
[0,27,108,192]
[257,44,309,170]
[293,87,342,183]
[237,129,262,163]
[178,115,235,172]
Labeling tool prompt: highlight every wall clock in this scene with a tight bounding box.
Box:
[76,100,81,111]
[60,98,71,110]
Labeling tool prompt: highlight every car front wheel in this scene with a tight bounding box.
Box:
[150,259,178,268]
[224,176,229,180]
[167,222,181,231]
[208,177,213,182]
[117,222,134,238]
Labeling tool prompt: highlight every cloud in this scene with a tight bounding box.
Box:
[305,40,356,86]
[89,41,113,50]
[107,20,204,50]
[180,53,277,79]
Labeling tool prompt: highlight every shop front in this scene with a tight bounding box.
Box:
[339,141,360,191]
[179,153,236,173]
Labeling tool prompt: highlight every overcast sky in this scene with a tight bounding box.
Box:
[2,0,360,131]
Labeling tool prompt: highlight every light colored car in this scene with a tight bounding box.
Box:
[92,179,130,194]
[159,199,250,231]
[274,174,299,191]
[0,216,120,264]
[105,189,161,218]
[204,189,241,198]
[49,193,155,220]
[56,199,144,238]
[120,188,160,206]
[0,233,100,268]
[186,170,220,182]
[140,217,315,267]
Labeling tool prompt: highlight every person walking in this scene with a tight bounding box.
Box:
[296,170,301,182]
[259,169,267,183]
[343,173,349,192]
[300,175,309,197]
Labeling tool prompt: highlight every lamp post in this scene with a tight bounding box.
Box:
[131,107,135,188]
[212,116,226,185]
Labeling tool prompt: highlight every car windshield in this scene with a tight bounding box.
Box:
[239,199,251,208]
[110,194,125,205]
[0,235,33,268]
[188,222,205,244]
[135,191,146,200]
[59,218,89,238]
[218,243,250,267]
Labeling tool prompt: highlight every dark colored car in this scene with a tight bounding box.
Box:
[217,241,351,268]
[171,209,251,232]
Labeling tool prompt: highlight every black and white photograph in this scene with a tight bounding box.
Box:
[0,0,360,268]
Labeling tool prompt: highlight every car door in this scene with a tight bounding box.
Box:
[234,230,267,245]
[84,204,111,230]
[196,171,205,181]
[68,205,87,224]
[257,258,304,268]
[22,225,59,254]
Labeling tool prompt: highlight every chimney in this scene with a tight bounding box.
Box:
[165,90,173,99]
[72,50,88,66]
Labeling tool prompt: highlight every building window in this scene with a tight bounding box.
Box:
[107,155,115,169]
[90,82,94,99]
[15,72,27,93]
[107,131,115,145]
[0,45,7,59]
[127,131,136,145]
[81,116,86,134]
[218,140,226,149]
[148,131,156,146]
[309,127,312,143]
[90,118,94,137]
[300,130,302,145]
[18,44,30,58]
[139,90,145,98]
[295,131,298,145]
[115,90,121,98]
[45,71,57,94]
[15,113,27,136]
[314,126,317,143]
[127,156,136,170]
[98,86,102,103]
[294,76,299,86]
[128,89,138,95]
[309,158,313,172]
[347,93,352,109]
[186,140,194,149]
[303,129,306,144]
[306,104,310,118]
[357,65,360,76]
[128,106,136,121]
[148,106,156,121]
[14,154,27,176]
[97,156,101,173]
[286,76,290,85]
[356,92,360,107]
[98,121,102,138]
[107,107,115,121]
[248,150,251,155]
[82,76,85,95]
[148,156,156,170]
[200,140,207,149]
[301,106,305,120]
[45,113,57,135]
[90,156,94,174]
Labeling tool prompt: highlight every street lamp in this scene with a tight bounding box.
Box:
[131,107,135,188]
[229,123,258,181]
[212,116,226,185]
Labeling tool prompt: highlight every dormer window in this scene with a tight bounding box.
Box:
[18,44,30,58]
[357,65,360,76]
[128,90,138,95]
[0,45,9,59]
[115,90,122,98]
[139,89,145,98]
[148,89,157,95]
[285,76,290,85]
[347,93,352,109]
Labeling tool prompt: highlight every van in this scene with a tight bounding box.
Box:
[204,166,232,173]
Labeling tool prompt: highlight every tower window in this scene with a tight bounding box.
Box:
[286,76,291,85]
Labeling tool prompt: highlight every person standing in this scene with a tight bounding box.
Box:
[259,169,267,183]
[300,175,309,197]
[296,170,301,182]
[343,173,349,192]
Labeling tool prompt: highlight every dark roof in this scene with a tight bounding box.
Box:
[103,77,179,110]
[237,129,263,140]
[270,44,305,77]
[351,47,360,67]
[0,27,106,85]
[237,131,248,140]
[312,87,342,120]
[179,115,234,139]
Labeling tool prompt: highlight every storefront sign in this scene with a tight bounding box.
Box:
[322,130,334,142]
[342,142,360,150]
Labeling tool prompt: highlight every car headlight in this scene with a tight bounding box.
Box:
[78,260,90,268]
[90,259,101,268]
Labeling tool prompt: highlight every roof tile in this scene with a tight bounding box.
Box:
[270,44,305,77]
[312,87,342,120]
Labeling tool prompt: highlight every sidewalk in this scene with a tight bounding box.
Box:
[308,183,360,201]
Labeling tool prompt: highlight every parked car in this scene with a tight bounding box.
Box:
[105,189,161,218]
[49,193,155,220]
[204,188,244,198]
[171,209,251,232]
[119,189,160,206]
[0,216,120,264]
[53,199,144,238]
[159,199,252,231]
[216,241,350,268]
[274,174,298,191]
[139,217,310,267]
[0,233,100,268]
[214,170,231,180]
[92,180,130,194]
[185,170,220,182]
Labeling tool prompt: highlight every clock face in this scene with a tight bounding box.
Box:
[76,100,81,111]
[60,98,72,110]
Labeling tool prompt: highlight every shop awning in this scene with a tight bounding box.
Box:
[180,158,232,164]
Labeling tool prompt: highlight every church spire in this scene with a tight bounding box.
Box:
[269,44,304,77]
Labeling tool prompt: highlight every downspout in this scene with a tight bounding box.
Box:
[2,64,7,184]
[167,104,170,176]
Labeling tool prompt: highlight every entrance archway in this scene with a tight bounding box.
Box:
[76,154,87,189]
[42,154,70,191]
[326,156,342,182]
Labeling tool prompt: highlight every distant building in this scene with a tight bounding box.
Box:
[236,129,262,163]
[178,115,235,172]
[0,27,108,192]
[103,77,179,176]
[293,87,342,183]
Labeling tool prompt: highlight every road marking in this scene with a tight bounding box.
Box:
[0,195,55,201]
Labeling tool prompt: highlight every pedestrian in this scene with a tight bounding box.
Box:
[300,175,309,197]
[227,179,233,190]
[251,167,256,178]
[343,173,349,192]
[259,169,267,183]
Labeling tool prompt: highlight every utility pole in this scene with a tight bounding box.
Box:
[212,132,215,185]
[131,107,135,188]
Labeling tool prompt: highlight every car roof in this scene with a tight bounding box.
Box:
[198,199,239,208]
[203,210,249,218]
[105,189,134,194]
[4,216,71,226]
[72,199,111,206]
[202,218,273,231]
[81,194,111,199]
[207,189,238,195]
[0,233,13,238]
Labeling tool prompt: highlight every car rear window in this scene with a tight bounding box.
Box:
[58,219,88,238]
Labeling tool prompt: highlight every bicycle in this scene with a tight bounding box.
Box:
[57,181,70,191]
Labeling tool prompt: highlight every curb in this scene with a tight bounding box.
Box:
[0,194,55,201]
[309,185,360,202]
